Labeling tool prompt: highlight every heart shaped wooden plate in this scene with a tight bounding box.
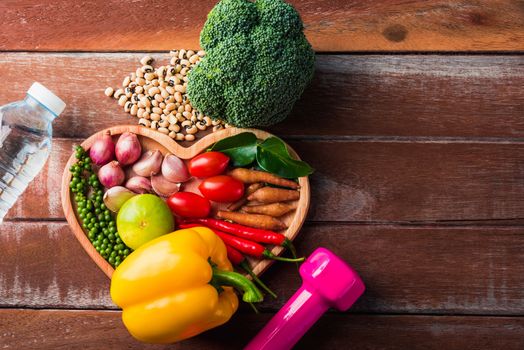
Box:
[61,125,310,279]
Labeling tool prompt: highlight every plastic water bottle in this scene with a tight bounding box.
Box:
[0,83,66,224]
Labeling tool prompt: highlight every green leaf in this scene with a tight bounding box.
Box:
[209,132,257,167]
[256,137,314,178]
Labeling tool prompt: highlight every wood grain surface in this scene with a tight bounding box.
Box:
[1,310,523,350]
[0,1,523,52]
[6,138,524,222]
[3,221,524,315]
[0,53,522,139]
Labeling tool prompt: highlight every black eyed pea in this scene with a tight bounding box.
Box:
[139,118,151,127]
[161,90,170,99]
[136,67,144,78]
[104,87,114,97]
[144,72,156,81]
[184,104,192,113]
[182,111,192,119]
[156,66,167,78]
[190,115,197,123]
[140,55,154,66]
[169,50,179,57]
[168,67,177,76]
[154,94,164,102]
[150,113,161,121]
[118,95,128,106]
[196,121,207,131]
[166,86,175,95]
[136,77,146,86]
[224,123,232,128]
[160,114,168,121]
[130,104,138,116]
[213,125,224,132]
[170,57,180,66]
[158,127,169,135]
[174,92,183,103]
[152,100,159,107]
[141,65,154,73]
[175,64,182,73]
[186,50,195,58]
[186,125,198,135]
[152,107,163,114]
[141,96,151,108]
[180,67,189,76]
[175,133,185,141]
[197,50,206,57]
[165,103,176,112]
[180,60,190,68]
[159,102,166,109]
[124,101,133,113]
[131,72,137,81]
[176,113,185,123]
[169,123,180,132]
[148,87,160,96]
[151,79,160,87]
[159,120,169,128]
[159,81,168,88]
[114,88,124,99]
[165,96,175,104]
[211,119,222,126]
[142,111,150,120]
[169,131,177,139]
[204,116,212,126]
[181,120,192,127]
[178,49,187,59]
[125,90,133,98]
[135,86,144,94]
[123,76,131,87]
[178,105,185,113]
[185,134,196,142]
[137,108,145,118]
[151,121,159,130]
[189,55,200,64]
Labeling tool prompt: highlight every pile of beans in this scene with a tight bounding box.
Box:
[104,50,228,142]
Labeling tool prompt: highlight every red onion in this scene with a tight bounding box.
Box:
[89,131,115,165]
[115,132,142,166]
[98,161,125,188]
[162,154,190,183]
[125,176,152,194]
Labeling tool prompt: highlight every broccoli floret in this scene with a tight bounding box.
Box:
[187,0,315,128]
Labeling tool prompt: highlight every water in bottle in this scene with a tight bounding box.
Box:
[0,83,66,223]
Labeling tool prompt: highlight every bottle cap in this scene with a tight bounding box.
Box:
[27,82,66,116]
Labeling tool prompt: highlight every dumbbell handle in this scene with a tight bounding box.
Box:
[244,285,328,350]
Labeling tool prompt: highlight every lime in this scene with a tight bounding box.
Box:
[117,194,174,250]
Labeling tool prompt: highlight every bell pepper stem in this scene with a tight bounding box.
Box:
[212,268,264,303]
[263,250,305,263]
[239,261,277,299]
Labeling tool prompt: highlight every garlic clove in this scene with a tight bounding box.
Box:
[132,150,163,176]
[162,153,190,183]
[151,174,181,197]
[125,176,152,194]
[103,186,137,212]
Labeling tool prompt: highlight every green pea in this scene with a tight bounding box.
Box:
[100,243,107,250]
[108,233,115,241]
[123,249,130,255]
[116,237,122,244]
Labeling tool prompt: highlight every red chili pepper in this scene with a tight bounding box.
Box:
[179,223,303,263]
[225,245,277,299]
[179,218,298,258]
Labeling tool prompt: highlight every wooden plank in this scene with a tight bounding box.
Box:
[6,139,524,222]
[2,222,524,315]
[0,53,522,139]
[0,1,523,52]
[1,309,523,349]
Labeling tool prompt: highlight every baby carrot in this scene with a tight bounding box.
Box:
[229,168,299,189]
[247,187,300,203]
[217,210,287,231]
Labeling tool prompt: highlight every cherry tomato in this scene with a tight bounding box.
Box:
[167,192,211,218]
[198,175,244,203]
[189,152,230,178]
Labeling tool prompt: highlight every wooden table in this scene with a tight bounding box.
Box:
[1,1,523,349]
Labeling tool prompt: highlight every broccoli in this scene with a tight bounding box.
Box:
[186,0,315,128]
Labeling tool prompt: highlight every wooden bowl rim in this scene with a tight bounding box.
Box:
[61,125,310,279]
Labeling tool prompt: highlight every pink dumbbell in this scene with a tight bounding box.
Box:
[245,247,365,350]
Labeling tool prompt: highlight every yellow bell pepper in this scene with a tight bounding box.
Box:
[110,227,263,344]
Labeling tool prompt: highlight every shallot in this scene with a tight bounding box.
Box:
[89,130,115,165]
[116,132,142,165]
[162,154,190,183]
[151,174,181,197]
[98,161,125,188]
[103,186,136,212]
[132,150,163,176]
[126,176,152,194]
